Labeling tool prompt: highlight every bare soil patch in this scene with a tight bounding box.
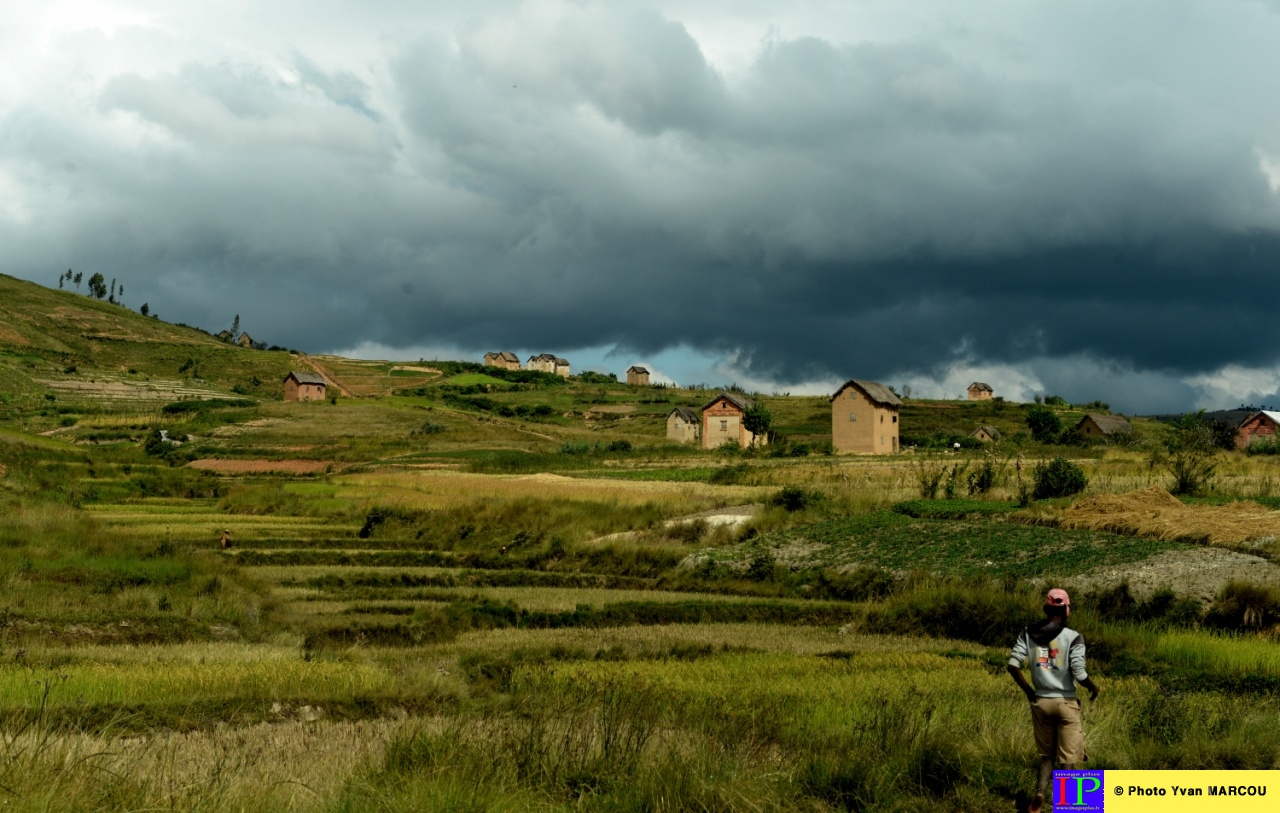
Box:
[1067,547,1280,604]
[189,459,332,475]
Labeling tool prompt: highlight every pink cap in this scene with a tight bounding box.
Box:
[1045,588,1071,608]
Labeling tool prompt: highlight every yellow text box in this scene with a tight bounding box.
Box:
[1104,771,1278,811]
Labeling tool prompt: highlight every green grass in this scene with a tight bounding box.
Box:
[438,372,514,387]
[716,511,1189,579]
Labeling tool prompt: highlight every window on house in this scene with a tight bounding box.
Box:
[893,415,897,423]
[720,420,728,431]
[880,415,884,423]
[849,413,857,421]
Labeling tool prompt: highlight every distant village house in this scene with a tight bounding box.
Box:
[970,425,1002,443]
[1075,413,1132,440]
[526,354,570,378]
[967,382,994,401]
[236,332,254,349]
[283,371,327,402]
[1236,410,1280,449]
[831,380,901,454]
[666,406,700,444]
[484,351,521,371]
[702,392,762,449]
[216,330,233,342]
[626,366,650,386]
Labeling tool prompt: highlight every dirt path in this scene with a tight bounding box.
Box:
[1066,547,1280,604]
[297,356,353,397]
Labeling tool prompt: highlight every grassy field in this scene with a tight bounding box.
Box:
[4,272,1280,810]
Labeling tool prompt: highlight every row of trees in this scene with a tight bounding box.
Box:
[58,268,125,304]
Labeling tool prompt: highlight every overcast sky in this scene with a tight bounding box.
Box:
[4,1,1280,412]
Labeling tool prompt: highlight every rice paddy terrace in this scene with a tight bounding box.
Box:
[4,271,1280,810]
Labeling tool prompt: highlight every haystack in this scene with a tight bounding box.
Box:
[1033,487,1280,548]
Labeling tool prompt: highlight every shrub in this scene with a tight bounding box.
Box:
[1025,405,1062,444]
[773,486,816,512]
[1150,412,1218,496]
[1031,457,1087,499]
[411,421,446,436]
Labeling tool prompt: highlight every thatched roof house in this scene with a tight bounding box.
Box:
[626,366,650,386]
[970,425,1002,443]
[1075,414,1132,439]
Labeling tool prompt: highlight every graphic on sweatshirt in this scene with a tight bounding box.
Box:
[1035,643,1061,671]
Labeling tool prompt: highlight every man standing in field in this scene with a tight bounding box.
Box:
[1007,588,1099,813]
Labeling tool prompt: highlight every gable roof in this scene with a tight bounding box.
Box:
[1076,413,1132,434]
[529,353,557,363]
[968,381,993,392]
[971,425,1002,440]
[554,357,569,366]
[830,379,902,407]
[668,406,699,423]
[1242,410,1280,427]
[284,371,327,386]
[485,351,520,363]
[628,365,649,374]
[702,391,754,412]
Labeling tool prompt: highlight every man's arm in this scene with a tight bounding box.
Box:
[1007,632,1035,702]
[1070,634,1098,701]
[1007,664,1036,702]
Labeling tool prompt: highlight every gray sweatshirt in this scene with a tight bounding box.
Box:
[1008,622,1089,698]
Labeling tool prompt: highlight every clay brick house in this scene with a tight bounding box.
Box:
[283,371,327,402]
[484,351,521,371]
[1075,413,1133,440]
[830,380,901,454]
[666,406,700,444]
[236,332,254,349]
[626,366,651,386]
[216,330,233,342]
[1236,410,1280,449]
[554,357,570,379]
[702,392,762,449]
[970,425,1002,443]
[527,354,554,373]
[967,382,994,400]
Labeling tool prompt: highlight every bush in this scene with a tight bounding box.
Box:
[1150,413,1218,496]
[1025,405,1062,444]
[411,421,446,436]
[1031,457,1087,499]
[773,486,817,512]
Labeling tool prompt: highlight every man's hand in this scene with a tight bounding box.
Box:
[1082,678,1100,702]
[1024,687,1037,704]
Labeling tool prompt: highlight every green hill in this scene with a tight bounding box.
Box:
[0,272,295,418]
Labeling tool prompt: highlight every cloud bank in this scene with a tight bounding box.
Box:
[4,0,1280,412]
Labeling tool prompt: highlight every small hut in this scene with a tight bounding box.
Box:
[1075,414,1132,440]
[970,425,1002,443]
[626,366,651,386]
[236,332,255,349]
[284,371,327,402]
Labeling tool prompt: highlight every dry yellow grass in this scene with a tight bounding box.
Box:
[1027,487,1280,548]
[336,469,771,511]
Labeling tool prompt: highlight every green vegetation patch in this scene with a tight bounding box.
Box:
[892,499,1019,519]
[439,372,516,387]
[732,511,1187,579]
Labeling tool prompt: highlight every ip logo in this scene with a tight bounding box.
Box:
[1053,770,1105,811]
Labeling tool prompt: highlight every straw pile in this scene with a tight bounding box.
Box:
[1026,487,1280,548]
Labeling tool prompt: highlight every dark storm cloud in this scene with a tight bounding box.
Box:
[4,1,1280,410]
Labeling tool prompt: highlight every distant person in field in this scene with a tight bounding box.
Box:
[221,529,231,549]
[1007,588,1099,813]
